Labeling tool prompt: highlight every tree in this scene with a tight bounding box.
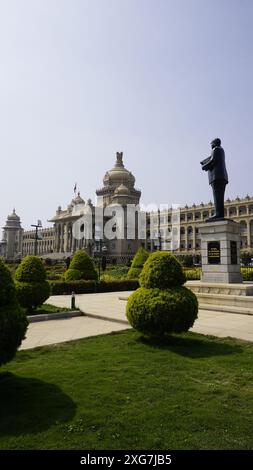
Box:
[0,259,28,367]
[127,246,149,279]
[65,250,98,281]
[15,256,50,313]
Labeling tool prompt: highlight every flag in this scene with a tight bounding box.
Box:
[74,183,77,194]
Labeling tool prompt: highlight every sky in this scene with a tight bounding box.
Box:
[0,0,253,229]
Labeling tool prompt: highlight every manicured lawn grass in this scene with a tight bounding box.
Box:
[30,303,75,316]
[0,330,253,450]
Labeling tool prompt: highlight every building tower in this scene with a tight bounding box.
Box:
[96,152,142,262]
[0,209,23,261]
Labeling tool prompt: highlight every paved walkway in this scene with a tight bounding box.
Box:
[20,291,253,350]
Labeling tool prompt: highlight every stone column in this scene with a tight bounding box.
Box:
[57,224,61,252]
[60,224,64,252]
[193,226,196,252]
[247,220,251,248]
[67,224,72,252]
[63,224,69,253]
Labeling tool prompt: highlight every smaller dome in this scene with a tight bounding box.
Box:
[114,183,130,196]
[8,208,20,221]
[72,192,85,205]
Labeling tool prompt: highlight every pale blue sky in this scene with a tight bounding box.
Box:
[0,0,253,229]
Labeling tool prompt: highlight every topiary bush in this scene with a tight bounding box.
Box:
[65,250,98,281]
[127,246,149,279]
[15,256,50,313]
[126,251,198,337]
[0,259,28,367]
[15,256,47,283]
[126,287,198,336]
[140,251,186,288]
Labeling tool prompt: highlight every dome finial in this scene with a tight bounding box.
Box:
[115,151,124,167]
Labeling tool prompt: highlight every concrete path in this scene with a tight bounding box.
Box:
[20,291,253,350]
[20,315,130,350]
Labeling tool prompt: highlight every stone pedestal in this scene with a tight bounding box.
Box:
[199,219,242,283]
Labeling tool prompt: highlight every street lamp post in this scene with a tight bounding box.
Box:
[158,208,162,251]
[158,229,162,251]
[31,220,42,256]
[97,240,107,281]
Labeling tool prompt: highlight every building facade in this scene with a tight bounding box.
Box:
[1,152,253,262]
[47,151,143,263]
[148,195,253,254]
[22,227,55,257]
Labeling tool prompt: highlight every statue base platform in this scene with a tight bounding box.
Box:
[186,281,253,315]
[199,219,242,284]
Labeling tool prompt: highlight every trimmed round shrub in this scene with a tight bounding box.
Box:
[127,251,198,337]
[140,252,186,289]
[0,259,28,367]
[126,287,198,336]
[15,256,47,282]
[65,250,98,281]
[65,268,85,281]
[15,256,50,312]
[127,246,149,279]
[15,281,51,312]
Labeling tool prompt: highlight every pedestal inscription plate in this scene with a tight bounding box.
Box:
[208,241,221,265]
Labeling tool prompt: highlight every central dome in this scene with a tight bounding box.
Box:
[103,152,135,188]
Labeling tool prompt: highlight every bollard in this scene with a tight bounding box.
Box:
[71,291,75,309]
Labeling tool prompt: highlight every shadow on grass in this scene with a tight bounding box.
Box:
[138,333,243,358]
[0,373,76,436]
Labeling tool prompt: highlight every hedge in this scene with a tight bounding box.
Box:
[241,268,253,281]
[184,268,253,281]
[50,279,139,295]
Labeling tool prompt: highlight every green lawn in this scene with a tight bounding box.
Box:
[29,303,75,316]
[0,330,253,450]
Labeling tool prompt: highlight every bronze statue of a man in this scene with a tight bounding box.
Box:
[200,138,228,220]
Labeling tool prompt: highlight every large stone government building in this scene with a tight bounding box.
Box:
[1,152,253,261]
